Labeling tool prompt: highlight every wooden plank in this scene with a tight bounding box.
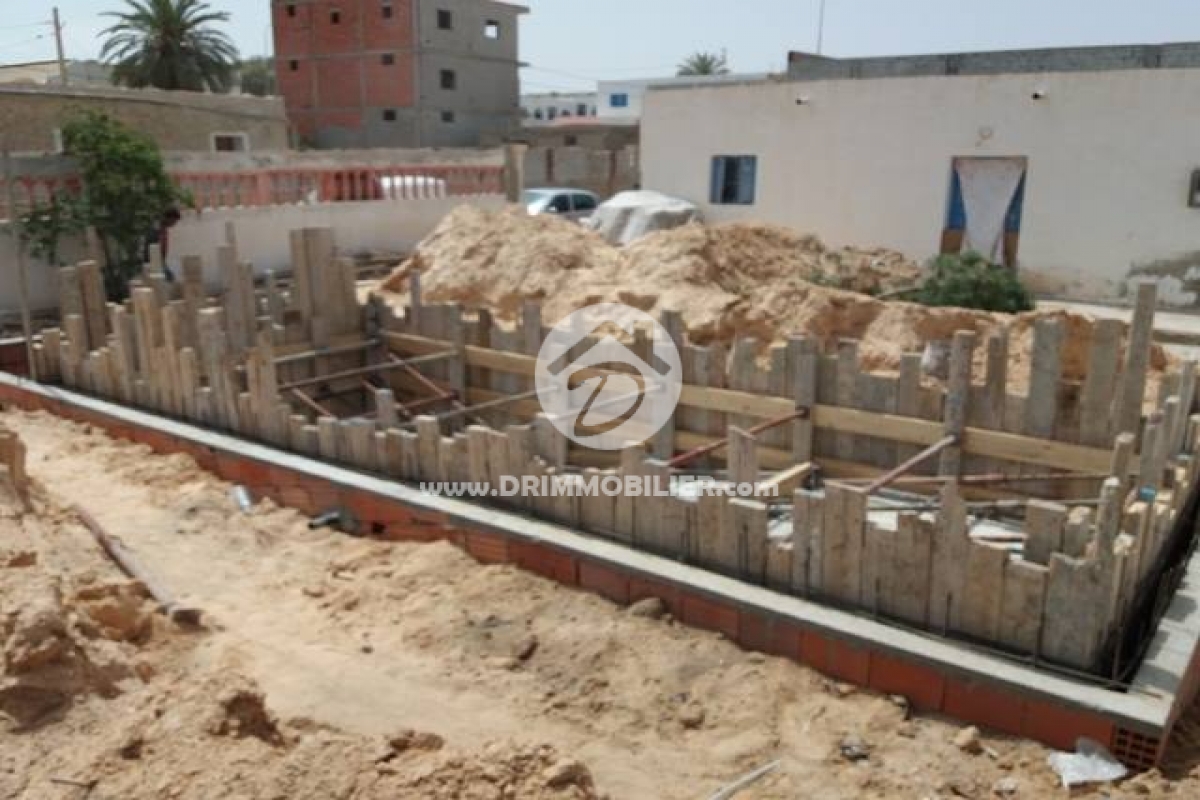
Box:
[1024,500,1068,565]
[1027,318,1063,439]
[789,336,818,462]
[879,513,933,627]
[834,340,859,461]
[998,560,1048,656]
[384,332,1116,473]
[731,499,769,584]
[929,483,970,633]
[652,310,685,459]
[1115,283,1157,436]
[940,331,974,475]
[1080,319,1122,447]
[78,260,108,350]
[694,493,729,572]
[791,490,819,595]
[821,484,866,605]
[727,426,758,487]
[958,541,1008,642]
[895,353,923,465]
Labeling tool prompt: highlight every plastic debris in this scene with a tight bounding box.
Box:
[1046,737,1128,788]
[231,486,253,512]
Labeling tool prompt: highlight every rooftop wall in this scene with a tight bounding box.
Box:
[0,84,288,154]
[787,42,1200,81]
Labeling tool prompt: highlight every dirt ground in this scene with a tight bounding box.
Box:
[3,408,1199,799]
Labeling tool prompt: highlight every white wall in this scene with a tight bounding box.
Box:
[0,195,506,314]
[642,69,1200,305]
[170,195,506,287]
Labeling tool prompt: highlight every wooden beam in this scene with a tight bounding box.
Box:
[383,333,1116,474]
[757,462,815,498]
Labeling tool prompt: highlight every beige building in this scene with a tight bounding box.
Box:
[642,43,1200,306]
[0,59,113,87]
[0,83,289,155]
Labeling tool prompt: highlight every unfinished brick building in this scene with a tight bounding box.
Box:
[272,0,526,149]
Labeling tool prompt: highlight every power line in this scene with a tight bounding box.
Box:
[0,33,50,52]
[0,21,50,32]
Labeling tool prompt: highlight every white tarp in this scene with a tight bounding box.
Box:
[956,158,1026,263]
[585,190,700,246]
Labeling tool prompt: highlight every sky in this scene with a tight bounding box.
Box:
[6,1,1200,91]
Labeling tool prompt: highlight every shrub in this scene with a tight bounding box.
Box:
[913,251,1035,313]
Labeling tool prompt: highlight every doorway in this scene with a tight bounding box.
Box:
[941,157,1028,268]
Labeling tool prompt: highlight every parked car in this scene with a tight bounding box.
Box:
[523,188,600,221]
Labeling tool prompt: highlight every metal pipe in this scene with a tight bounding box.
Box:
[274,338,379,367]
[280,350,454,392]
[666,408,809,469]
[860,435,958,495]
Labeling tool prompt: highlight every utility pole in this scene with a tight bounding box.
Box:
[52,7,68,86]
[816,0,828,55]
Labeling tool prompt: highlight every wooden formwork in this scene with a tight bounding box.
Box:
[33,227,1200,678]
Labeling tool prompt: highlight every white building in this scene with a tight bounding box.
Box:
[641,43,1200,306]
[521,73,768,125]
[521,91,598,124]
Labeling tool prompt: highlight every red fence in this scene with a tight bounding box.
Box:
[1,164,505,220]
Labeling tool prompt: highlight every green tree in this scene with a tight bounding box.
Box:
[22,111,189,300]
[238,56,277,97]
[101,0,239,92]
[677,51,731,77]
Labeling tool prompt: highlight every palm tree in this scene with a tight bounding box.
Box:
[101,0,239,93]
[677,51,731,77]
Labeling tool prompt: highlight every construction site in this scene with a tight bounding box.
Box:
[0,195,1198,799]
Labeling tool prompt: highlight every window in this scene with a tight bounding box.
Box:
[289,59,299,71]
[572,193,597,213]
[441,110,456,123]
[381,53,395,65]
[564,134,578,146]
[382,109,397,122]
[548,194,571,213]
[561,109,572,117]
[710,156,757,205]
[440,69,457,90]
[576,103,588,116]
[1190,169,1200,208]
[382,3,393,18]
[212,133,249,153]
[51,128,64,154]
[437,9,453,29]
[609,92,629,108]
[533,108,544,120]
[485,20,500,39]
[286,4,296,17]
[330,9,341,24]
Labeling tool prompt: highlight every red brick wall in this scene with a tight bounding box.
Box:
[0,373,1175,770]
[271,0,417,136]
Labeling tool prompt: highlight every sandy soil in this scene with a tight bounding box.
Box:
[3,408,1198,799]
[372,207,1171,393]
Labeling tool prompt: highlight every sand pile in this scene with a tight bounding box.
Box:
[375,207,1169,390]
[378,207,921,324]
